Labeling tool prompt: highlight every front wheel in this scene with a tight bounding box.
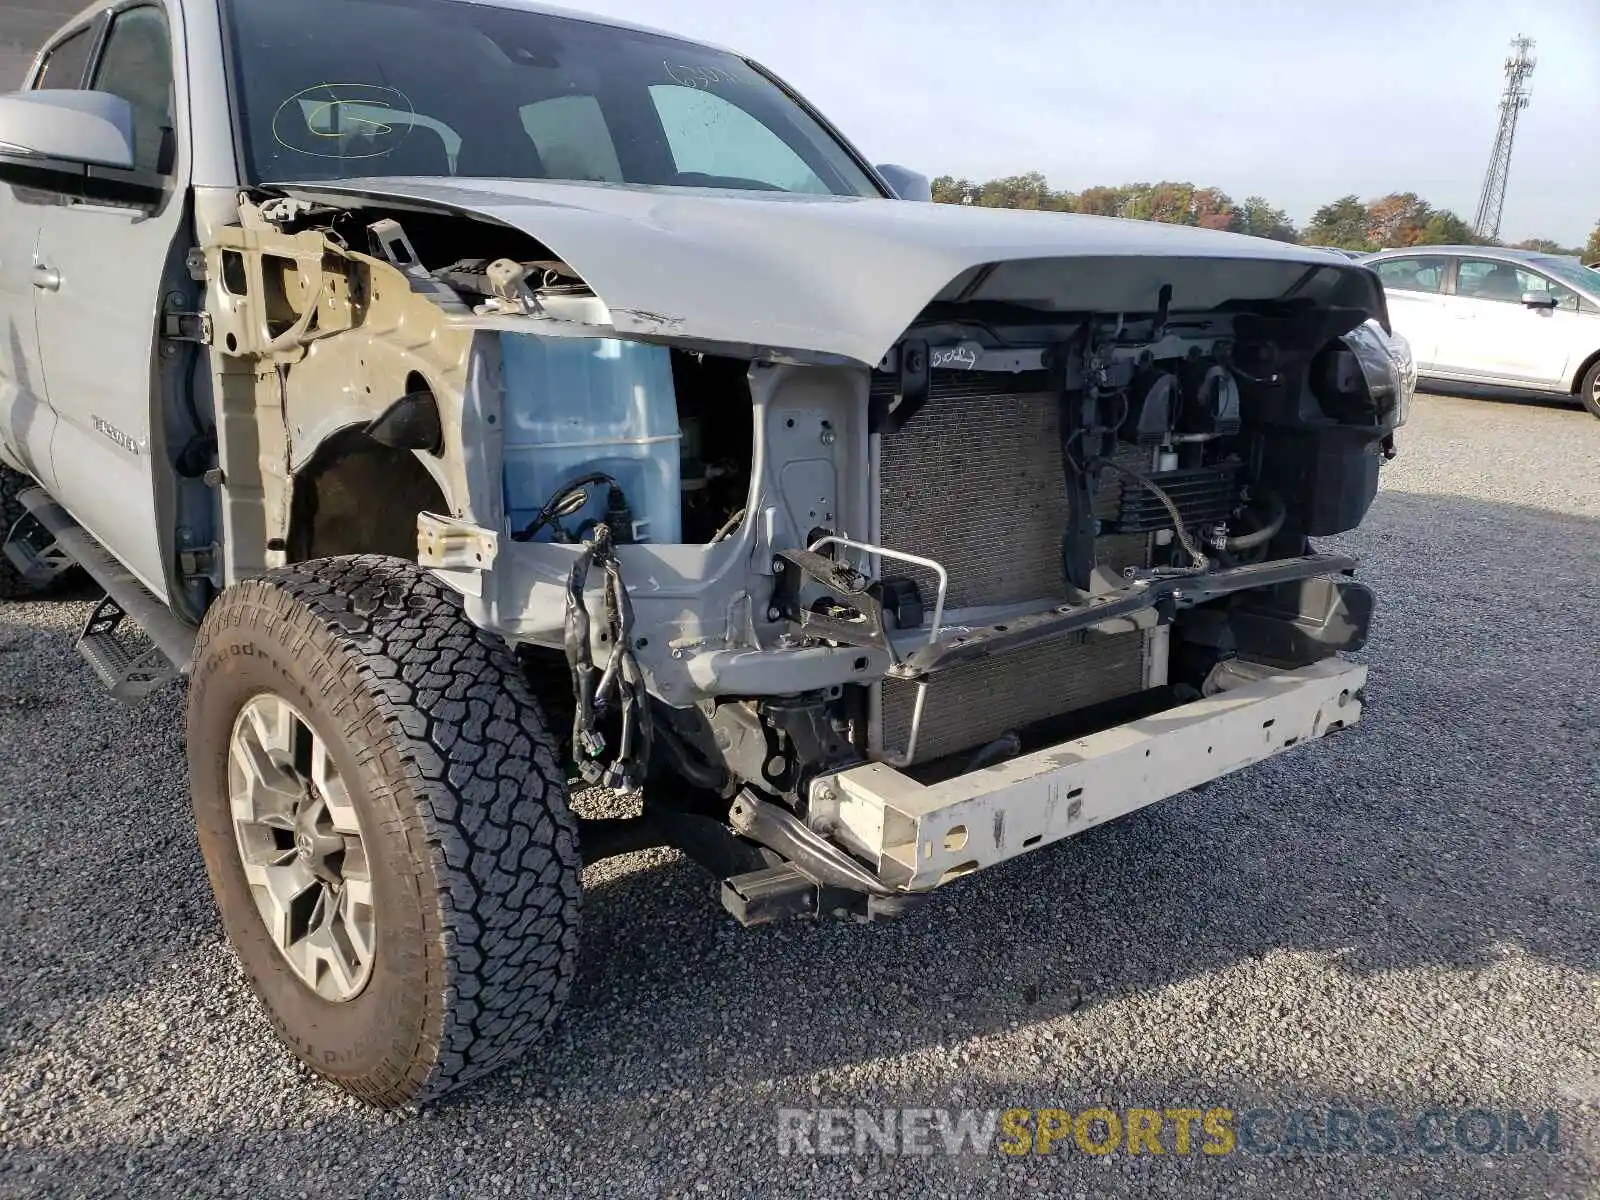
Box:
[1581,359,1600,420]
[186,555,581,1106]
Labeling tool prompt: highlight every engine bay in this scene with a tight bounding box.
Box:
[217,196,1407,819]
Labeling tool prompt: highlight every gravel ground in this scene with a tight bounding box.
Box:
[1,391,1597,1198]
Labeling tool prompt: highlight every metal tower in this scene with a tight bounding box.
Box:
[1472,35,1536,241]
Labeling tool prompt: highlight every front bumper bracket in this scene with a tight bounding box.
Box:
[810,657,1366,891]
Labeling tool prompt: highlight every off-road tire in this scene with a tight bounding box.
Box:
[0,465,40,600]
[187,555,581,1107]
[1580,359,1600,420]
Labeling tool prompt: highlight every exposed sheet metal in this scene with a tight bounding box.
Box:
[274,177,1386,366]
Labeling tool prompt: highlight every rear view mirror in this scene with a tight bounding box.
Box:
[875,163,932,202]
[0,90,165,209]
[1520,291,1559,309]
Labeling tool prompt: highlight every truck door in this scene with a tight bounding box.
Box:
[0,208,52,488]
[0,17,108,490]
[32,1,188,599]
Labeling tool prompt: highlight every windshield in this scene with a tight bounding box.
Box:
[1528,255,1600,300]
[219,0,883,197]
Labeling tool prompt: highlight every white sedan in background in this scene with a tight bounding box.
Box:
[1365,246,1600,418]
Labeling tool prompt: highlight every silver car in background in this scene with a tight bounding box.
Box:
[1366,246,1600,418]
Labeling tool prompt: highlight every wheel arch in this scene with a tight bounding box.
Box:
[1570,346,1600,394]
[203,204,480,582]
[286,418,451,563]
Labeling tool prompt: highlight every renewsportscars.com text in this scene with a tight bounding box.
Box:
[776,1106,1562,1158]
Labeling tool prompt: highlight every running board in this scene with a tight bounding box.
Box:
[77,594,183,699]
[2,507,75,587]
[15,489,196,699]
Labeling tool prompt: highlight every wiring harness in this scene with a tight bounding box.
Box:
[563,522,653,792]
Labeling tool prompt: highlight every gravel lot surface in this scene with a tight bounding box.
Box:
[1,391,1597,1198]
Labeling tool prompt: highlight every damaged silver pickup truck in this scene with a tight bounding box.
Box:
[0,0,1412,1105]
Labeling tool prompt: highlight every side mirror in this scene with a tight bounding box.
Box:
[0,90,164,209]
[1520,291,1559,309]
[874,163,932,202]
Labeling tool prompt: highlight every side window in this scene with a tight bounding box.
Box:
[520,96,623,183]
[34,25,99,91]
[89,6,175,174]
[1456,259,1532,304]
[648,85,828,194]
[1374,257,1447,294]
[1513,268,1579,312]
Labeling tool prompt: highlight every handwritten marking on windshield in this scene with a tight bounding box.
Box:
[663,62,734,90]
[302,102,393,139]
[270,83,417,160]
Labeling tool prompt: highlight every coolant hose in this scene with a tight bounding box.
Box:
[1225,490,1287,553]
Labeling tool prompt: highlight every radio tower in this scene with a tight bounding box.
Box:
[1472,35,1536,241]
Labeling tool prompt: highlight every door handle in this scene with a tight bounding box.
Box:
[31,265,61,292]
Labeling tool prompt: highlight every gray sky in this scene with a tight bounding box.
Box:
[576,0,1600,245]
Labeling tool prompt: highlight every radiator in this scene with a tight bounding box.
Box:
[873,371,1156,764]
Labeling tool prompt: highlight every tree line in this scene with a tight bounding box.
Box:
[930,172,1599,260]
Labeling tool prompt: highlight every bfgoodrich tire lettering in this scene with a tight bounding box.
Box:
[187,555,580,1106]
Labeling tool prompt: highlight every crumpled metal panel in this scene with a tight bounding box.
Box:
[277,177,1386,368]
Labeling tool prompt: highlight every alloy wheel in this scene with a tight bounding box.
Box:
[227,694,376,1001]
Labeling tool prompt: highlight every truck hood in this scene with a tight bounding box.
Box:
[278,177,1384,365]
